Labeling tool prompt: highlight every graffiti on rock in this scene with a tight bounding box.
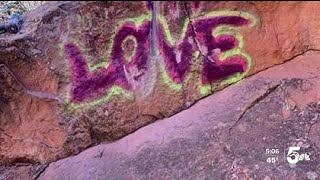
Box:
[64,10,258,109]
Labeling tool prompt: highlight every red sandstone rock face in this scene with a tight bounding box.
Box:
[0,1,320,166]
[38,54,320,180]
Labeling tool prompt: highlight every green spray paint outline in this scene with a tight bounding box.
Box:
[68,86,133,111]
[71,13,152,73]
[158,11,258,95]
[197,28,249,96]
[195,10,258,96]
[66,14,151,111]
[121,35,138,63]
[158,15,190,91]
[76,12,117,72]
[66,11,258,110]
[88,14,151,72]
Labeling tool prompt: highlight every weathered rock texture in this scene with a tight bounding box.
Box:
[0,1,320,173]
[38,53,320,180]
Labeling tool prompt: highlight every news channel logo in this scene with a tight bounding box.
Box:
[265,147,311,165]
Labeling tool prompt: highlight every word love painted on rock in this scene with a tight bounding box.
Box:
[64,11,258,109]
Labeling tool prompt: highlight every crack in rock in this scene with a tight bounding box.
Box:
[32,163,49,180]
[183,2,205,57]
[228,82,281,133]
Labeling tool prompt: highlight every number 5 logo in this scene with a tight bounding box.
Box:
[287,147,300,164]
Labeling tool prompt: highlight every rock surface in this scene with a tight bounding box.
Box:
[1,1,320,176]
[36,53,320,180]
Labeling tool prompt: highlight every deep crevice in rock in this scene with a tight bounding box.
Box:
[3,2,320,176]
[150,49,320,125]
[32,163,49,180]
